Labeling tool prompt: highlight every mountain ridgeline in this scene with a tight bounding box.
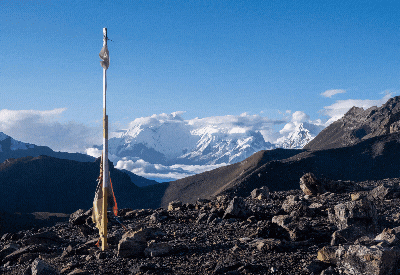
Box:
[2,96,400,218]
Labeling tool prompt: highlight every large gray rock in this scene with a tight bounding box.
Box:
[368,183,400,201]
[330,198,377,231]
[117,229,147,258]
[300,173,325,196]
[223,197,249,219]
[271,215,309,241]
[31,258,59,275]
[281,195,310,217]
[117,227,165,258]
[374,227,400,245]
[335,244,400,275]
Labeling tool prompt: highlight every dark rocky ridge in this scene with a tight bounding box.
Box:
[161,131,400,207]
[0,136,95,164]
[0,156,166,231]
[2,175,400,274]
[304,95,400,150]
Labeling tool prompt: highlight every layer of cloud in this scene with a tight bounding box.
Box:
[279,111,324,137]
[321,89,346,98]
[0,108,101,152]
[322,92,392,125]
[114,157,226,182]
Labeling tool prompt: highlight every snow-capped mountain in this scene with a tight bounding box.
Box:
[0,132,94,163]
[0,132,35,153]
[179,127,273,165]
[105,114,275,166]
[85,112,324,181]
[276,123,315,149]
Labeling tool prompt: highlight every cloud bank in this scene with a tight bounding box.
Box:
[321,89,346,98]
[321,92,392,125]
[0,108,101,152]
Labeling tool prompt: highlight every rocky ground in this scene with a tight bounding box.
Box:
[2,174,400,275]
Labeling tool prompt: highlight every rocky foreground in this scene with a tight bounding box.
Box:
[2,174,400,275]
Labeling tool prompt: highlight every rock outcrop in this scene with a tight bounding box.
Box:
[305,96,400,150]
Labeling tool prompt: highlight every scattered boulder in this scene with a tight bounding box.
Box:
[117,229,147,258]
[223,197,249,219]
[374,227,400,245]
[69,209,91,226]
[281,195,310,217]
[271,215,310,241]
[335,244,400,275]
[31,258,59,275]
[167,201,182,211]
[368,183,400,201]
[250,186,269,200]
[144,241,172,257]
[300,173,325,196]
[330,198,377,231]
[249,238,284,252]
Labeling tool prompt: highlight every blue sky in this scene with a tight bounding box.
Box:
[1,0,400,151]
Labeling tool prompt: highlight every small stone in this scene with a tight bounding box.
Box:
[375,228,399,245]
[144,242,172,257]
[317,246,337,264]
[251,187,269,200]
[69,209,88,226]
[168,201,182,211]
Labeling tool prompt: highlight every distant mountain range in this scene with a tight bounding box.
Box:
[86,114,321,181]
[2,96,400,217]
[105,117,276,166]
[0,132,94,164]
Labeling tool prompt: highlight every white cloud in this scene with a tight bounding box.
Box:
[280,111,309,135]
[0,108,101,153]
[322,92,392,125]
[321,89,346,98]
[115,157,227,181]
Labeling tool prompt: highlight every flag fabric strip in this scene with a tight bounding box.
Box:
[92,158,118,234]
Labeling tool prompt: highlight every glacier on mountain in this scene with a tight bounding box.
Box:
[276,123,316,149]
[83,112,324,181]
[105,113,276,167]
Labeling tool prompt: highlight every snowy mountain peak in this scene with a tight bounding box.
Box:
[104,114,276,166]
[0,132,35,153]
[276,123,315,149]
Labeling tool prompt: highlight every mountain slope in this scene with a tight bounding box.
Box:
[0,156,165,213]
[161,131,400,206]
[0,132,95,163]
[160,148,303,207]
[304,96,400,150]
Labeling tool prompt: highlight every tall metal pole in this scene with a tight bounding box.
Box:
[101,27,109,251]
